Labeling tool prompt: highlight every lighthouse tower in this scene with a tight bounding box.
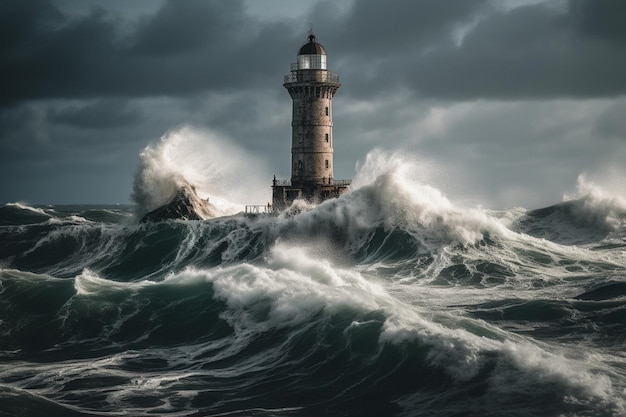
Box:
[272,33,350,211]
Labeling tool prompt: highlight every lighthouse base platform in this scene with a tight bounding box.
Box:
[271,179,350,212]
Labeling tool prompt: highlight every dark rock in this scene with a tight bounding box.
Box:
[140,184,215,222]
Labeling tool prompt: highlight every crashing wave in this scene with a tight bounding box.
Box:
[131,126,272,221]
[515,175,626,245]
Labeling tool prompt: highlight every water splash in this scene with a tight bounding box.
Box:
[346,149,512,246]
[562,174,626,230]
[131,126,272,217]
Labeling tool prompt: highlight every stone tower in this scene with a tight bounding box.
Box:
[272,33,350,211]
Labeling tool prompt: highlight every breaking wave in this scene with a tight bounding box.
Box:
[131,126,272,218]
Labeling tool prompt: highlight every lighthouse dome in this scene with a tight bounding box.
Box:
[295,33,327,70]
[298,34,327,55]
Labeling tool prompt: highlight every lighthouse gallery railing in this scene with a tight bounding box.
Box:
[284,72,340,84]
[272,179,351,187]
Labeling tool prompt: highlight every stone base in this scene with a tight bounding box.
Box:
[271,183,349,212]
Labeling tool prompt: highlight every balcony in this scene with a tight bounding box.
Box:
[284,72,340,84]
[272,178,351,187]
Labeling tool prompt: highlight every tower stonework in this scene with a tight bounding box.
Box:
[272,33,350,211]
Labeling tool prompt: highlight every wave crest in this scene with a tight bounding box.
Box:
[132,130,196,217]
[563,174,626,230]
[131,126,271,218]
[289,150,512,249]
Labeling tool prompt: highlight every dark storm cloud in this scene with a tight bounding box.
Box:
[0,0,61,51]
[304,0,490,96]
[570,0,626,43]
[131,0,244,56]
[296,0,626,100]
[317,0,489,54]
[1,2,118,107]
[2,0,626,109]
[49,99,141,129]
[403,1,626,99]
[303,0,626,101]
[0,0,295,108]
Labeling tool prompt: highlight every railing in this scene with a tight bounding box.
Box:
[273,179,292,186]
[245,205,272,214]
[284,72,340,84]
[272,179,352,187]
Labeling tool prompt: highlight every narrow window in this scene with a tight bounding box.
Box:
[325,133,329,142]
[325,107,329,116]
[325,160,329,169]
[298,160,303,170]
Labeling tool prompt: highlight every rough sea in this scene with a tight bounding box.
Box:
[2,144,626,416]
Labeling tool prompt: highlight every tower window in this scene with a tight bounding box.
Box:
[325,133,329,142]
[298,160,303,170]
[325,160,329,169]
[325,107,329,116]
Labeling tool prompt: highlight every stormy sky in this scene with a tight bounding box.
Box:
[2,0,626,208]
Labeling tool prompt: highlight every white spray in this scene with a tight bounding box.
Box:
[131,126,272,217]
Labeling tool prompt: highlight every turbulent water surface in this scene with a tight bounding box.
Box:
[2,171,626,416]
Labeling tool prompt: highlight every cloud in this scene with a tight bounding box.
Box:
[1,2,118,107]
[592,99,626,141]
[49,99,141,129]
[405,1,626,99]
[329,0,488,53]
[0,0,300,109]
[299,0,626,101]
[570,0,626,43]
[3,0,626,110]
[130,0,245,56]
[0,0,61,52]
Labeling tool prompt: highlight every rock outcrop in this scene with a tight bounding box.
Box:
[140,184,215,222]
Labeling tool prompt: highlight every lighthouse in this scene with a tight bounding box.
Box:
[272,33,351,211]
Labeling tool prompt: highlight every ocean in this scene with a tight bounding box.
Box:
[1,167,626,416]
